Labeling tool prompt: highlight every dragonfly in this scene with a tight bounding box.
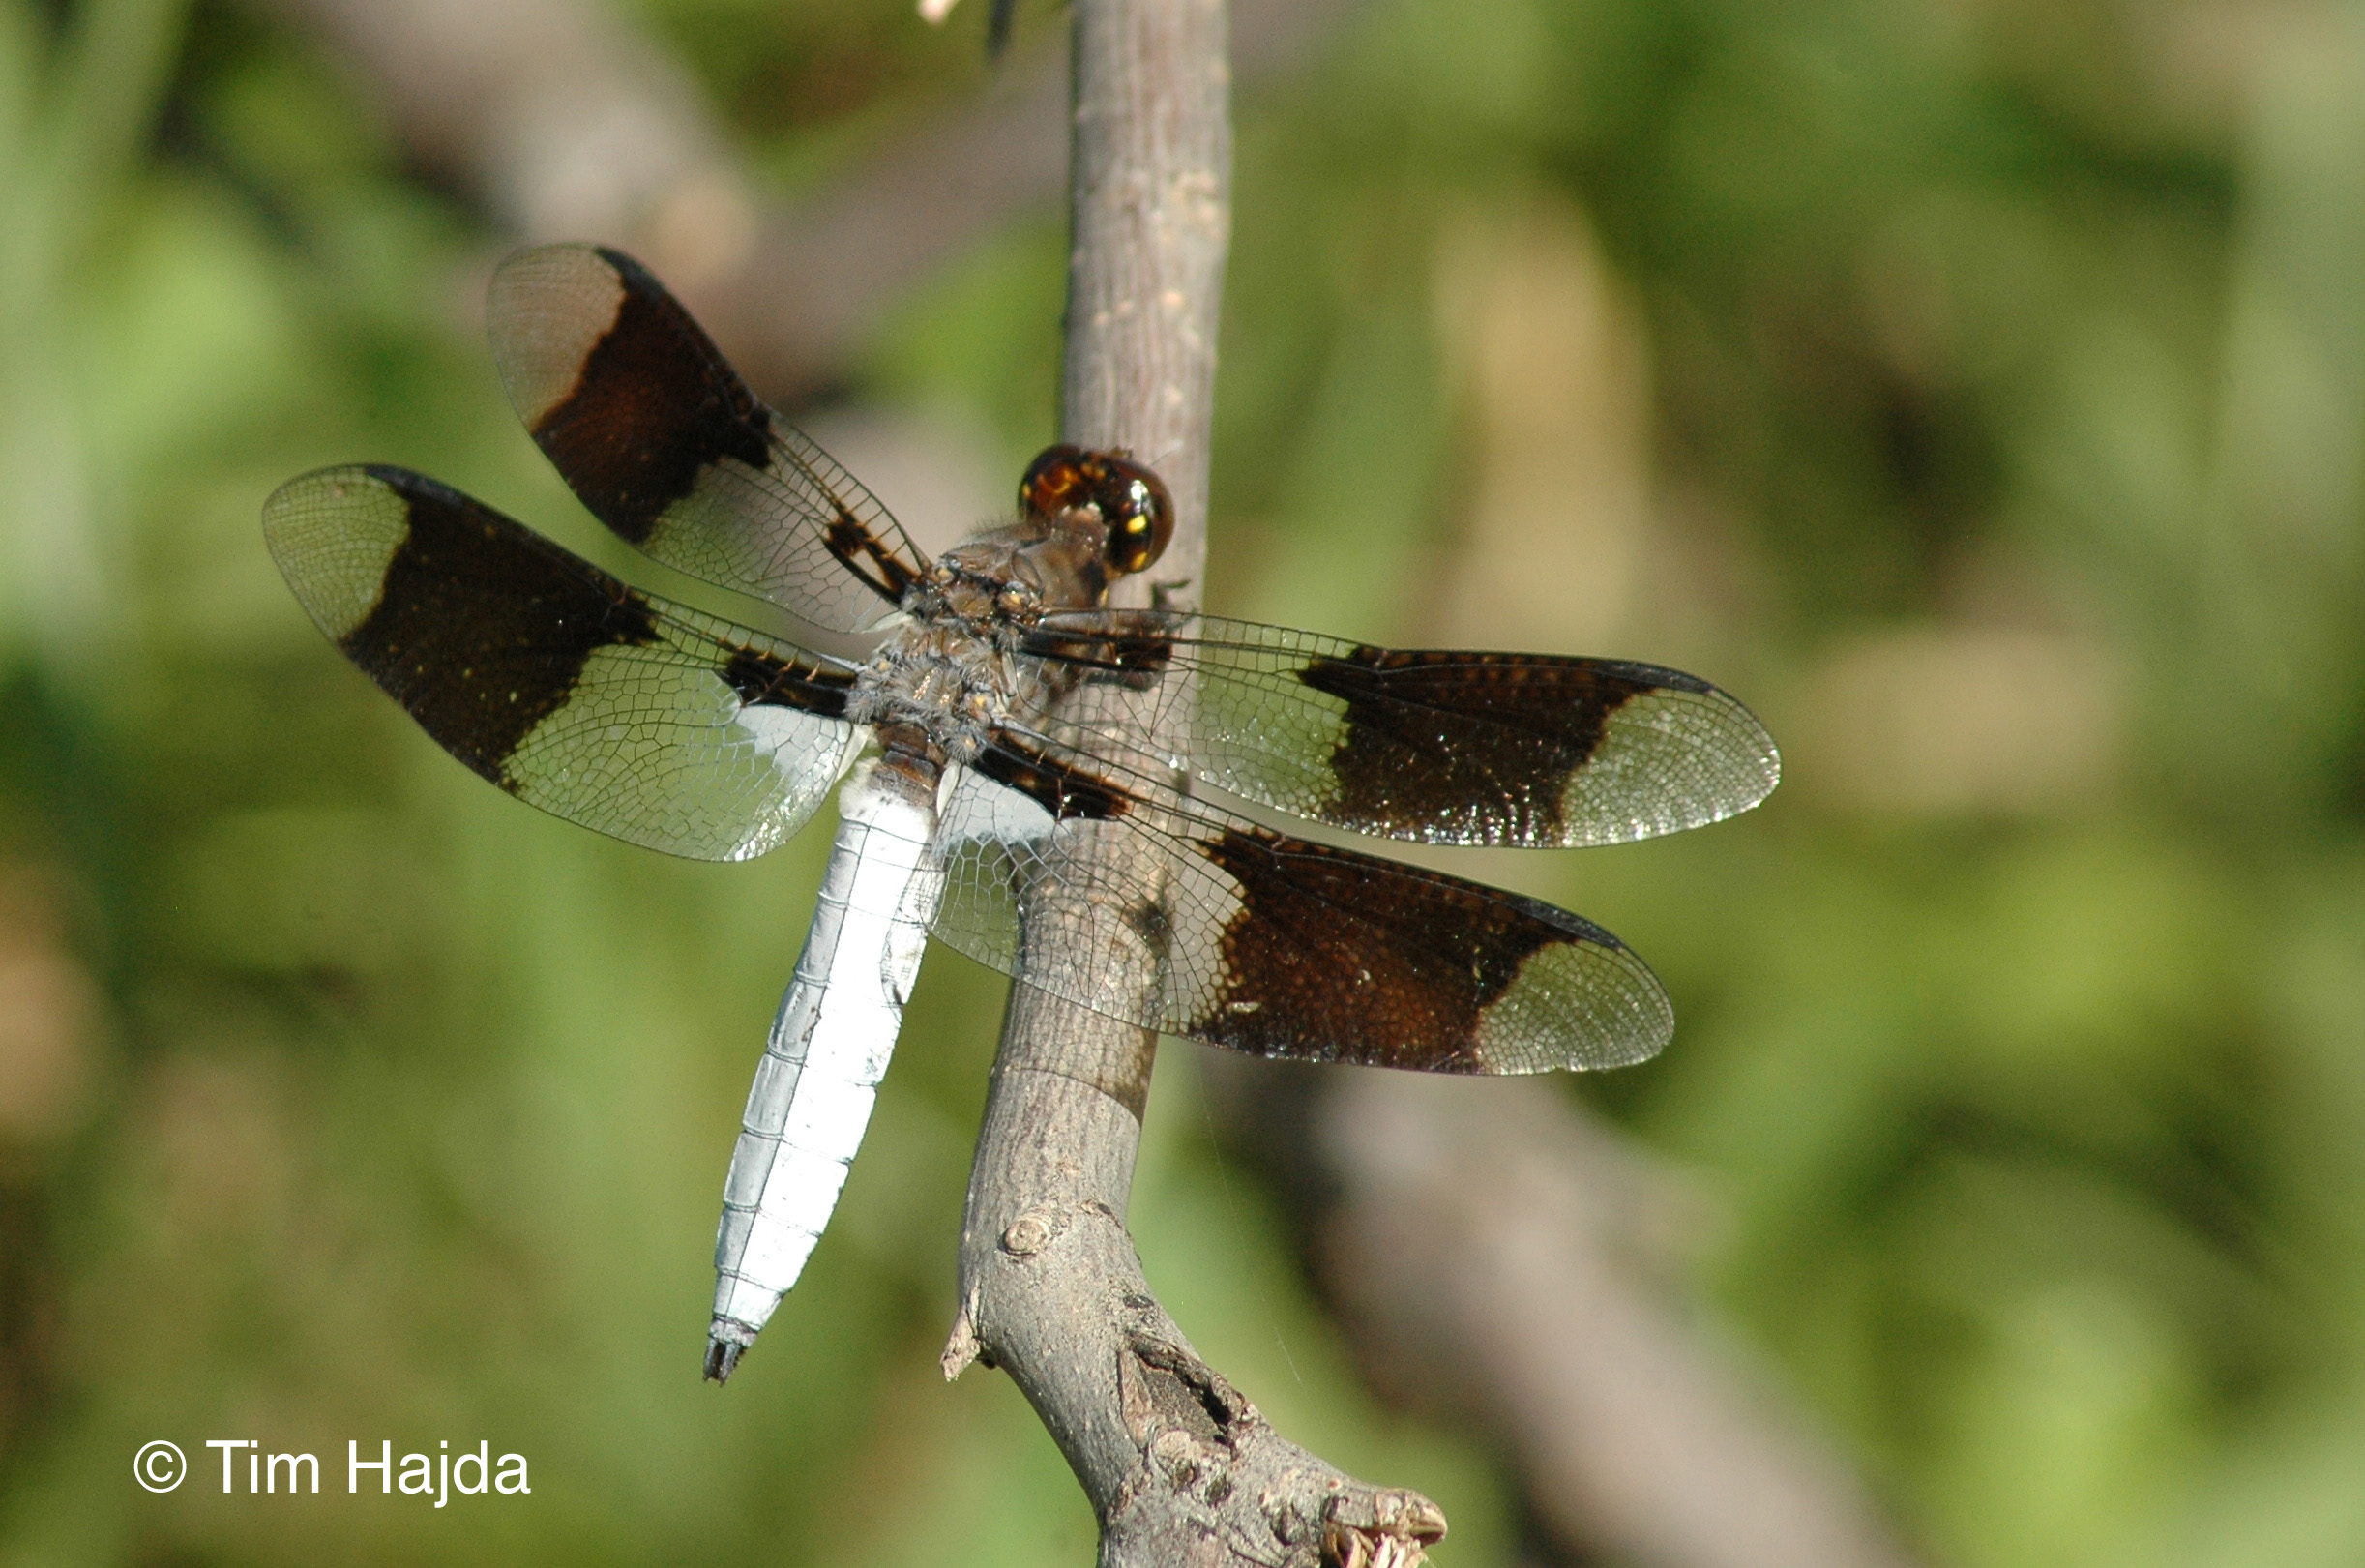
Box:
[262,245,1780,1381]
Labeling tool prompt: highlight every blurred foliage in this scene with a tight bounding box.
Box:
[1,0,2363,1564]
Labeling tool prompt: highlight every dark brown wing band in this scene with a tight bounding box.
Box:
[1024,611,1781,849]
[935,728,1672,1074]
[488,244,929,629]
[339,464,665,783]
[263,464,861,863]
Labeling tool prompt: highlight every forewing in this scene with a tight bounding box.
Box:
[487,243,930,632]
[923,732,1671,1072]
[1027,610,1780,847]
[262,464,863,861]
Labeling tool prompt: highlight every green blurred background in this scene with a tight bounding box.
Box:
[4,0,2364,1562]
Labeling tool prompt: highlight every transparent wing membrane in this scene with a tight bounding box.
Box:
[263,464,862,862]
[1027,610,1781,848]
[923,732,1673,1073]
[488,243,931,633]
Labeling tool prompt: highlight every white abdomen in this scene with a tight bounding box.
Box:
[707,765,941,1377]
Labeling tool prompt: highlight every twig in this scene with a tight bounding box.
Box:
[940,2,1445,1562]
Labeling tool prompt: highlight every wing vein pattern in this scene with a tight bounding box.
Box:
[1025,609,1780,848]
[262,464,862,862]
[928,727,1674,1073]
[488,244,931,632]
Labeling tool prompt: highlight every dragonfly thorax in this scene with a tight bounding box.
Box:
[847,617,1029,765]
[901,545,1046,631]
[848,519,1118,764]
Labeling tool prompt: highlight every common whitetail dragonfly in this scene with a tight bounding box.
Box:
[263,245,1778,1382]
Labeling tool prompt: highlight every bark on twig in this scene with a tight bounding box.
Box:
[940,2,1444,1562]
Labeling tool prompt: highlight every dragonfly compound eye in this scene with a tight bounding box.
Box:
[1018,445,1174,577]
[1099,460,1173,577]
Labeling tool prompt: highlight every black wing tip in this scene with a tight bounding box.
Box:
[1472,879,1632,952]
[1602,657,1719,695]
[354,462,455,504]
[268,461,480,526]
[587,243,661,293]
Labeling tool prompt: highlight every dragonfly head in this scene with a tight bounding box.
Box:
[1019,445,1174,579]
